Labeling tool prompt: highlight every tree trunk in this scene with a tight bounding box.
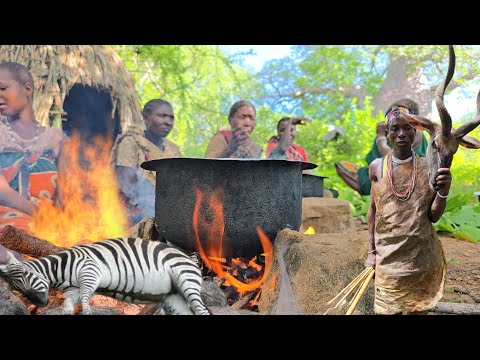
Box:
[372,56,432,117]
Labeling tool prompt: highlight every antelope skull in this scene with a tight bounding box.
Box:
[400,45,480,191]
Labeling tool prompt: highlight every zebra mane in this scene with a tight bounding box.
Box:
[0,250,21,276]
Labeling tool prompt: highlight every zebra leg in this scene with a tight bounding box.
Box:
[163,293,194,315]
[169,265,211,315]
[62,287,81,315]
[78,268,100,315]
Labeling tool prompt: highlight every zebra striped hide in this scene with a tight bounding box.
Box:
[0,237,211,315]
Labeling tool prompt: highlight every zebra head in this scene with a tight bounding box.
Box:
[0,252,50,306]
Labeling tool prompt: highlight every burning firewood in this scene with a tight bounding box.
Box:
[0,225,65,258]
[231,290,257,310]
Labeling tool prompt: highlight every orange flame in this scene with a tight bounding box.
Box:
[303,226,315,234]
[31,133,129,247]
[193,186,272,294]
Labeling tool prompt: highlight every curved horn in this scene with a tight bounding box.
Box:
[435,45,455,137]
[453,89,480,139]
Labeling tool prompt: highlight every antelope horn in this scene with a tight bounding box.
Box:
[435,45,455,137]
[453,89,480,138]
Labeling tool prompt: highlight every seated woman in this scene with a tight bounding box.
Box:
[0,61,65,233]
[335,99,428,196]
[112,99,182,224]
[266,117,310,161]
[205,100,262,158]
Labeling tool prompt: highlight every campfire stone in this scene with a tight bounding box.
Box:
[201,278,228,307]
[127,216,159,240]
[0,278,30,315]
[301,198,355,234]
[40,306,120,315]
[258,229,374,315]
[209,306,260,315]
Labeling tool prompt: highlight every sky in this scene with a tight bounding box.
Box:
[219,45,292,72]
[220,45,478,121]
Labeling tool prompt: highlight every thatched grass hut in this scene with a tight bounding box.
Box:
[0,45,143,140]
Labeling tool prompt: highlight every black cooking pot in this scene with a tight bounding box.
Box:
[141,158,316,258]
[302,174,327,197]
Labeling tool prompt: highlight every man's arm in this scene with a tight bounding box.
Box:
[364,159,381,268]
[0,166,34,216]
[429,168,452,223]
[115,166,140,207]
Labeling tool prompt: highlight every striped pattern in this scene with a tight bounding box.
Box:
[1,238,210,315]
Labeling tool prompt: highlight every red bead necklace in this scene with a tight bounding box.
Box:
[387,150,417,202]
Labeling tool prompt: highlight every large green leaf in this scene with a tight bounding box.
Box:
[445,193,473,213]
[453,225,480,242]
[449,206,480,227]
[434,215,456,233]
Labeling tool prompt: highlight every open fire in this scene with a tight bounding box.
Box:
[303,226,315,234]
[192,186,273,310]
[31,133,129,247]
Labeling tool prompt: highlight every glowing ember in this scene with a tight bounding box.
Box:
[303,226,315,234]
[31,133,129,247]
[192,186,272,294]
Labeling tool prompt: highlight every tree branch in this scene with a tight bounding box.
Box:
[286,85,367,106]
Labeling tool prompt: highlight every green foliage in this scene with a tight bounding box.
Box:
[108,45,480,218]
[434,189,480,242]
[342,190,370,218]
[295,97,381,195]
[449,126,480,189]
[109,45,261,158]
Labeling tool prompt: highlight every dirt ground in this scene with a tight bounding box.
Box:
[438,233,480,304]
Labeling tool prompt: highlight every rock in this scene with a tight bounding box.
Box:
[127,216,159,240]
[40,306,120,315]
[301,198,355,234]
[258,229,374,315]
[201,278,228,307]
[209,306,260,315]
[0,278,30,315]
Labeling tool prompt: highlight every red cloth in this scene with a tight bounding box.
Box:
[266,137,309,162]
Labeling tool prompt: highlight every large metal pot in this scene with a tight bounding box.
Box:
[302,174,327,197]
[141,158,316,258]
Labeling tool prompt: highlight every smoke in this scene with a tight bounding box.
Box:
[271,243,300,315]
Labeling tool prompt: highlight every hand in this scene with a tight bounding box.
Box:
[434,168,452,196]
[376,122,387,138]
[227,127,251,154]
[364,252,376,268]
[278,118,293,152]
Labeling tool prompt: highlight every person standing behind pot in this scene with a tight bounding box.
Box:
[205,100,262,158]
[111,99,182,224]
[266,117,310,161]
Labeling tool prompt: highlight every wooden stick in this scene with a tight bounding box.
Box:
[328,267,371,308]
[348,280,364,306]
[346,268,375,315]
[231,290,256,310]
[333,268,373,309]
[0,225,65,258]
[323,268,372,314]
[326,267,370,306]
[347,267,374,307]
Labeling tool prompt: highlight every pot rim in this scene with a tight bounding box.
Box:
[141,157,318,171]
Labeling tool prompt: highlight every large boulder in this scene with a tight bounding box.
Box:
[301,198,355,233]
[258,229,374,315]
[0,278,30,315]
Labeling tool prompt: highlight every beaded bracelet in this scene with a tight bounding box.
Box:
[437,191,449,199]
[367,249,376,255]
